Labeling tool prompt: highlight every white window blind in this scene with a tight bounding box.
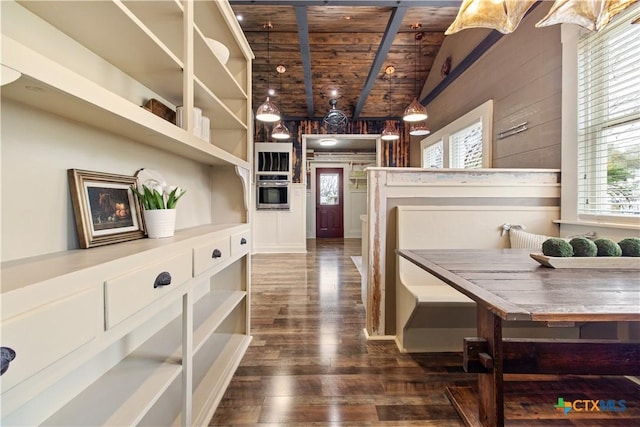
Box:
[420,100,493,169]
[577,5,640,218]
[423,140,443,168]
[450,120,483,169]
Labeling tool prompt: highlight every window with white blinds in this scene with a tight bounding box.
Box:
[577,5,640,218]
[450,120,483,168]
[420,100,493,169]
[423,140,443,168]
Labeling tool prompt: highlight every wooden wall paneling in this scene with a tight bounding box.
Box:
[416,2,561,169]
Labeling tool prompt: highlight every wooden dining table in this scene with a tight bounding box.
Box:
[397,248,640,427]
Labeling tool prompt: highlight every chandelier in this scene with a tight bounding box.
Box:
[322,99,349,134]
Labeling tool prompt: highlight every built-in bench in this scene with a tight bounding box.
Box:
[395,205,580,353]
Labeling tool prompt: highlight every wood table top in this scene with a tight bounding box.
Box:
[398,248,640,323]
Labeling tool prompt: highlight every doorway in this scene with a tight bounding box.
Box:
[316,168,343,238]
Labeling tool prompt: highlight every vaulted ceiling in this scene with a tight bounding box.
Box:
[229,1,462,121]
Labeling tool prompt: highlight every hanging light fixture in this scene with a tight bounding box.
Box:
[536,0,638,32]
[445,0,636,35]
[445,0,536,35]
[403,25,428,122]
[256,22,281,122]
[271,64,291,140]
[381,66,400,141]
[410,122,431,136]
[271,121,290,139]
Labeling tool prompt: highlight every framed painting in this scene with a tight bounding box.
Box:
[68,169,145,248]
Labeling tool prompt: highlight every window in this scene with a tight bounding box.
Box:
[423,140,443,168]
[577,6,640,218]
[420,100,493,169]
[450,121,483,168]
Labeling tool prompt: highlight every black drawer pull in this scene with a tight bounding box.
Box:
[154,272,172,288]
[212,249,222,259]
[240,237,247,245]
[1,347,16,376]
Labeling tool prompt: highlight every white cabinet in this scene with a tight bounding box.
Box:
[253,184,307,253]
[0,0,253,425]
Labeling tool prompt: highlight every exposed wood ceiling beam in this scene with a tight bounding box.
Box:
[352,6,407,120]
[294,6,314,118]
[230,1,460,6]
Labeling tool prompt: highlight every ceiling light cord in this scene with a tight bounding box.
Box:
[256,22,281,123]
[409,27,430,136]
[381,66,400,141]
[272,64,291,140]
[402,25,428,123]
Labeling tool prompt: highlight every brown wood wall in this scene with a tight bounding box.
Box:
[417,2,562,168]
[255,119,410,183]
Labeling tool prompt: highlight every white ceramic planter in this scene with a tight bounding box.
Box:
[143,209,176,238]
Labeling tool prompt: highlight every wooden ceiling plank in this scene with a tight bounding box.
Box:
[352,6,407,120]
[295,5,314,118]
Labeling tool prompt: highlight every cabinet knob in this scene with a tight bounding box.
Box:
[212,249,222,259]
[153,271,172,288]
[1,347,16,376]
[240,238,247,245]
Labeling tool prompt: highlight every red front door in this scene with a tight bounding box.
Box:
[316,168,344,238]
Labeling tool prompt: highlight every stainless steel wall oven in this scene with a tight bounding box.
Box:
[256,174,290,210]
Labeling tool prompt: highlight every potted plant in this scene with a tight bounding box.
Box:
[131,180,186,238]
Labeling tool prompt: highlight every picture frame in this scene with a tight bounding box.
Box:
[68,169,145,248]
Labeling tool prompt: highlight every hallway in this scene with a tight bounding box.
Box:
[210,239,471,426]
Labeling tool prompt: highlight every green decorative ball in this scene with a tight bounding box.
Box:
[618,237,640,257]
[569,237,597,257]
[594,238,622,257]
[542,238,573,257]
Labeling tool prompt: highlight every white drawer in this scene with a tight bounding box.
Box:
[230,230,250,258]
[104,252,191,329]
[193,236,230,277]
[0,288,101,392]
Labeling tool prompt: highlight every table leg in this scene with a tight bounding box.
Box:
[477,305,504,426]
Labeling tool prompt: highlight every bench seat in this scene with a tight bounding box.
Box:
[394,205,580,353]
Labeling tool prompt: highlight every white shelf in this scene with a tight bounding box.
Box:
[190,333,252,427]
[194,76,247,130]
[193,290,247,355]
[1,224,246,295]
[122,0,184,62]
[43,311,184,426]
[1,1,252,425]
[0,57,248,168]
[18,0,184,105]
[194,26,247,101]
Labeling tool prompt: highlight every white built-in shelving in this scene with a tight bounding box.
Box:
[0,0,254,425]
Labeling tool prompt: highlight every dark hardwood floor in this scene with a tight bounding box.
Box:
[211,238,640,426]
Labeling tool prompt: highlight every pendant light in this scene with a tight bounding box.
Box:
[536,0,637,32]
[410,122,431,136]
[445,0,635,35]
[256,22,281,122]
[271,64,291,140]
[271,121,290,139]
[402,26,428,122]
[381,66,400,141]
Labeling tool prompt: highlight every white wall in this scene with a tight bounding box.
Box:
[1,99,212,261]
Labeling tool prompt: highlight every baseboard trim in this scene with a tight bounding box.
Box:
[363,328,395,341]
